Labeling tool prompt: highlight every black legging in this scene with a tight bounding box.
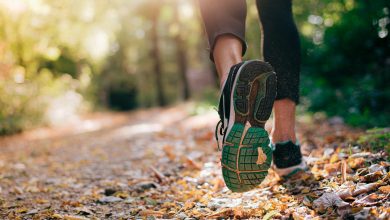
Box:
[199,0,301,104]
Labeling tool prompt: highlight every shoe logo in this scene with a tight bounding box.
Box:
[256,147,267,165]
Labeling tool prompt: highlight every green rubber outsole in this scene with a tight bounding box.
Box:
[221,123,272,192]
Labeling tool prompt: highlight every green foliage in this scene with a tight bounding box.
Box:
[0,73,78,135]
[296,0,390,127]
[357,128,390,159]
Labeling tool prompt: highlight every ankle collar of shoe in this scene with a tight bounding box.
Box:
[269,139,299,151]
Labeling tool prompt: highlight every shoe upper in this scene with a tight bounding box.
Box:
[215,62,245,150]
[272,141,303,169]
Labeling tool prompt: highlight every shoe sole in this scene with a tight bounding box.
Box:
[221,60,277,192]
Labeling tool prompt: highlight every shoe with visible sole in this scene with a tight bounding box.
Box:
[271,141,308,179]
[215,60,277,192]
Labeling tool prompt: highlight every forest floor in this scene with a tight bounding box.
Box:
[0,103,389,219]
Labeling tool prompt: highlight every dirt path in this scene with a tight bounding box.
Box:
[0,103,388,219]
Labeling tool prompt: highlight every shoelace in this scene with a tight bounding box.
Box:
[214,120,226,151]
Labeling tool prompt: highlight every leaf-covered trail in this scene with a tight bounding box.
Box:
[0,103,388,219]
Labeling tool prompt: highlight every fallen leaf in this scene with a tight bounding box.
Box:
[353,182,381,196]
[184,156,201,170]
[207,207,253,219]
[16,207,28,213]
[301,187,310,194]
[350,152,372,158]
[163,145,176,161]
[303,196,313,207]
[360,171,384,182]
[26,209,39,215]
[330,153,340,163]
[352,193,387,206]
[13,186,24,194]
[207,198,242,210]
[379,185,390,194]
[183,201,195,210]
[325,162,341,175]
[348,157,366,169]
[139,210,164,217]
[312,192,351,214]
[98,196,123,203]
[207,208,234,218]
[212,178,225,192]
[63,215,89,220]
[368,164,386,173]
[256,147,267,164]
[114,191,129,199]
[262,210,279,220]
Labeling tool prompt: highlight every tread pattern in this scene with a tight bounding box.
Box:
[221,60,277,192]
[234,61,274,117]
[221,124,272,192]
[254,73,277,122]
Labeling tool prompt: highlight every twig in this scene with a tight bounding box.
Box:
[150,165,167,183]
[341,160,347,183]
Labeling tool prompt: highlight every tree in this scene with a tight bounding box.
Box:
[150,3,167,106]
[173,2,190,100]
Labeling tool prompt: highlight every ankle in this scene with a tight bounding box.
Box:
[270,131,297,144]
[219,74,228,89]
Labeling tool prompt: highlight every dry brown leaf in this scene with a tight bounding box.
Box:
[13,186,23,194]
[207,207,254,219]
[184,156,201,170]
[207,208,234,218]
[353,182,381,196]
[379,185,390,194]
[348,157,366,169]
[212,178,225,192]
[16,207,28,213]
[183,201,195,210]
[63,215,89,220]
[52,214,89,220]
[324,161,341,174]
[352,193,386,206]
[312,192,351,214]
[139,210,164,217]
[360,171,384,183]
[163,145,176,161]
[301,187,311,194]
[337,188,354,200]
[330,153,340,163]
[256,147,267,164]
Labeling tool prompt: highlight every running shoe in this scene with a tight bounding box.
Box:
[215,60,277,192]
[272,140,307,179]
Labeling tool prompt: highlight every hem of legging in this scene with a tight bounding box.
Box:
[209,32,247,62]
[275,95,300,105]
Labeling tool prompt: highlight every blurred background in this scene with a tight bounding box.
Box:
[0,0,389,135]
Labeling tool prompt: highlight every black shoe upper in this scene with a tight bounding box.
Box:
[215,62,245,150]
[272,141,303,168]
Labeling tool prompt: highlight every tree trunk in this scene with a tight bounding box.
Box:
[173,4,190,100]
[151,11,167,106]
